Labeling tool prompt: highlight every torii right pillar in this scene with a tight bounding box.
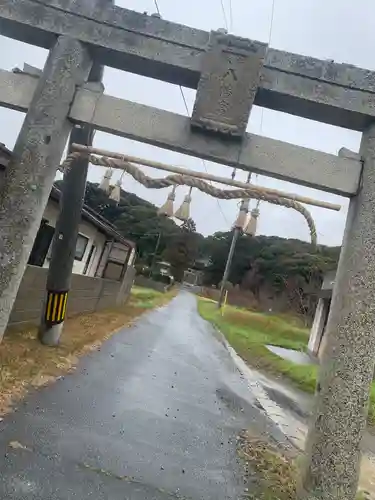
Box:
[300,123,375,500]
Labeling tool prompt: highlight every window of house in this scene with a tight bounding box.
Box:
[75,234,89,261]
[83,244,96,275]
[46,232,89,262]
[103,261,124,281]
[28,219,55,267]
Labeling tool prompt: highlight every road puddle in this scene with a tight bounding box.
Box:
[266,345,316,366]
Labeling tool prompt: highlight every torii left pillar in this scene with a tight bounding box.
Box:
[0,36,92,341]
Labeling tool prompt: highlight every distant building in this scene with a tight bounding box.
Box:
[307,270,335,359]
[183,257,209,286]
[155,261,172,277]
[183,268,204,286]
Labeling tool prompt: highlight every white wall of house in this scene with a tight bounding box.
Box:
[129,248,136,266]
[42,200,107,277]
[308,298,330,358]
[87,237,106,277]
[308,270,335,360]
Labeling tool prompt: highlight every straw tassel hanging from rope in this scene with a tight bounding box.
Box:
[234,198,250,230]
[99,167,113,193]
[109,170,125,204]
[158,186,176,217]
[245,200,260,236]
[174,187,193,222]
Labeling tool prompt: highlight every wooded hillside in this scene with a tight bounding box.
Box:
[202,231,339,320]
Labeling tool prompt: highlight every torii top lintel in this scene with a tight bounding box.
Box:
[1,0,375,132]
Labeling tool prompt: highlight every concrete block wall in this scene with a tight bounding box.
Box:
[116,265,136,306]
[96,279,123,310]
[8,264,134,330]
[68,274,108,316]
[8,265,48,327]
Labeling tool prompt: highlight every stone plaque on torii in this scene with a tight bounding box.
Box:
[0,1,373,498]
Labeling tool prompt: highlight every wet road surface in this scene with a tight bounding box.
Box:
[0,292,284,500]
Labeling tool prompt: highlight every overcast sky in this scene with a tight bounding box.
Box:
[0,0,372,246]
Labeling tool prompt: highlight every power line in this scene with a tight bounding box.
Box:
[228,1,236,182]
[256,0,276,193]
[259,0,276,138]
[228,0,233,31]
[179,86,190,116]
[179,86,230,226]
[201,159,231,225]
[219,0,229,31]
[152,0,230,227]
[267,0,276,45]
[153,0,161,15]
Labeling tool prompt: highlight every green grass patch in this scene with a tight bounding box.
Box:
[198,299,316,393]
[130,286,176,310]
[131,286,162,300]
[198,298,375,425]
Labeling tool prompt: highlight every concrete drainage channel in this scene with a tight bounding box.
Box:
[206,319,308,450]
[224,340,308,451]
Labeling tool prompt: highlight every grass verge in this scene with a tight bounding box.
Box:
[0,286,175,416]
[198,299,316,393]
[198,298,375,425]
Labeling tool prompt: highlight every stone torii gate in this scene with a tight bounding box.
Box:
[0,1,373,499]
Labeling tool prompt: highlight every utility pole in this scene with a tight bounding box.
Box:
[217,226,242,308]
[38,26,111,345]
[0,36,91,342]
[299,123,375,499]
[149,232,162,277]
[38,120,95,345]
[217,173,252,309]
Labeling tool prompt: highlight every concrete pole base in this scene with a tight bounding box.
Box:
[38,323,64,346]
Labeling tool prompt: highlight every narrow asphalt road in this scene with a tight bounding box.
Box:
[0,292,284,500]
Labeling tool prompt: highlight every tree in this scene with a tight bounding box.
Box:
[202,231,340,318]
[181,218,196,233]
[75,181,183,262]
[163,218,199,281]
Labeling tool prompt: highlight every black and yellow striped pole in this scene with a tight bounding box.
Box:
[38,62,106,345]
[44,290,69,326]
[38,0,116,345]
[38,121,93,346]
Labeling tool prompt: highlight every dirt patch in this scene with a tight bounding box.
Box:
[0,288,175,416]
[238,430,298,500]
[359,457,375,500]
[238,430,373,500]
